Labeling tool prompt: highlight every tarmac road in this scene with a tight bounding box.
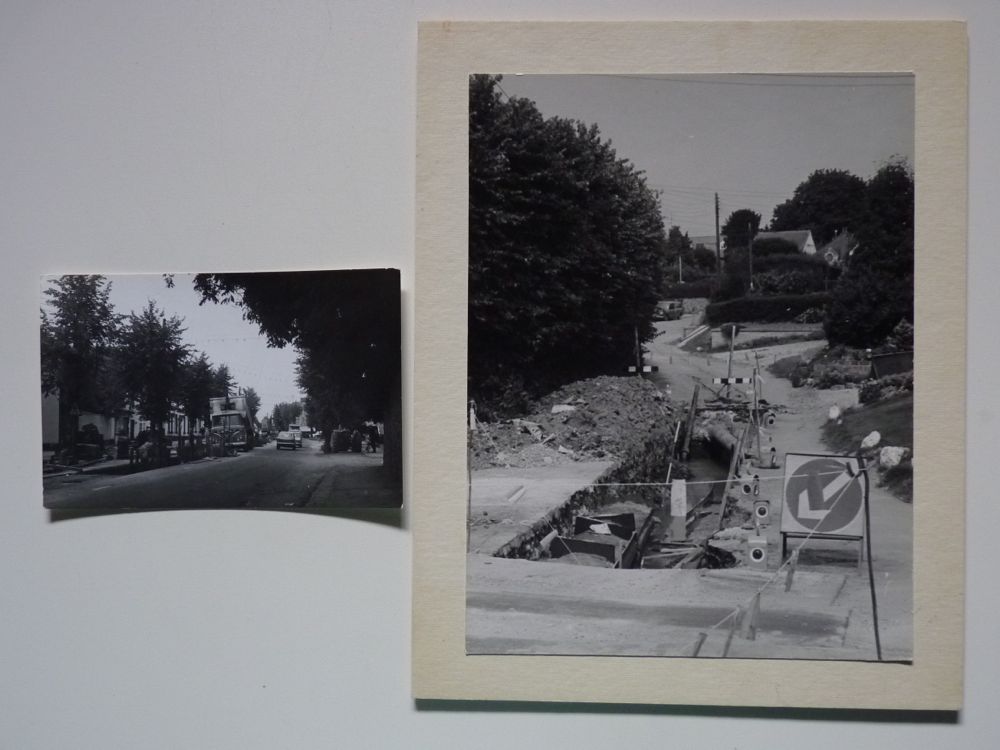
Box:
[43,439,400,510]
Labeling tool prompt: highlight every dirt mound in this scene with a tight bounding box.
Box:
[470,375,677,469]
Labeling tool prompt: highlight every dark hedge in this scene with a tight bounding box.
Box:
[704,292,832,325]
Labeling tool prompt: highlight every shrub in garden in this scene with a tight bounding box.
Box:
[794,307,825,324]
[859,372,914,404]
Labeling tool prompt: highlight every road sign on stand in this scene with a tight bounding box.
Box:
[780,452,865,562]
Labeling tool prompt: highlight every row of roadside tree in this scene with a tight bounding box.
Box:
[40,275,256,464]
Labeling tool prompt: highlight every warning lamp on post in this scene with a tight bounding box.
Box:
[741,474,761,497]
[747,534,768,570]
[753,499,771,526]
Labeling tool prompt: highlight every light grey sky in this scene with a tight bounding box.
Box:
[43,273,303,420]
[496,74,914,238]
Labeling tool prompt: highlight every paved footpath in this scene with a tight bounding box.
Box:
[469,461,614,555]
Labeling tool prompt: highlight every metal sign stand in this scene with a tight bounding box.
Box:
[858,451,882,661]
[779,453,866,567]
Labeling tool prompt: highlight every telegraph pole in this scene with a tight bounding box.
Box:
[748,220,754,293]
[634,323,642,378]
[714,192,722,288]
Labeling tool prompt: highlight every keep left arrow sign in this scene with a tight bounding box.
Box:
[796,466,854,520]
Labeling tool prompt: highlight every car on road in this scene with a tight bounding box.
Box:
[275,431,298,450]
[654,300,684,321]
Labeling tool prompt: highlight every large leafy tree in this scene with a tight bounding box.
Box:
[721,209,762,253]
[40,275,122,448]
[191,269,402,477]
[824,158,914,346]
[270,401,303,432]
[178,352,216,441]
[769,169,866,246]
[193,270,399,421]
[663,225,692,284]
[117,301,190,462]
[295,352,359,452]
[469,74,667,414]
[663,225,716,285]
[243,387,261,422]
[211,363,235,398]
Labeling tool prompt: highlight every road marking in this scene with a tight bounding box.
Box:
[92,485,112,491]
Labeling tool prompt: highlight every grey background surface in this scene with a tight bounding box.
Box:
[1,1,995,748]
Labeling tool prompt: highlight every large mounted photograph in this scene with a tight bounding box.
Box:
[466,73,914,661]
[41,269,402,510]
[414,21,966,709]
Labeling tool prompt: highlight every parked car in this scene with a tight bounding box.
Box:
[654,300,684,321]
[275,431,298,450]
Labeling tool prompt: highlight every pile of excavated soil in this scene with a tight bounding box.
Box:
[470,375,677,470]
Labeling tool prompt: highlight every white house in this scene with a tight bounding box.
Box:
[42,391,206,449]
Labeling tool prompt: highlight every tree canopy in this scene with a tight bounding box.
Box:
[469,74,668,415]
[270,401,303,432]
[117,301,190,440]
[769,168,866,246]
[824,158,914,346]
[243,387,261,422]
[721,209,762,252]
[663,225,715,285]
[178,352,215,435]
[211,363,235,398]
[192,270,401,455]
[40,276,125,451]
[40,276,122,440]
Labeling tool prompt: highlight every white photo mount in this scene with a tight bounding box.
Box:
[414,20,966,710]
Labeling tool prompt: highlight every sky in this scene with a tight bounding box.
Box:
[496,74,914,239]
[42,273,303,420]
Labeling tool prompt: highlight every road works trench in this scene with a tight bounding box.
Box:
[467,323,913,660]
[469,375,744,571]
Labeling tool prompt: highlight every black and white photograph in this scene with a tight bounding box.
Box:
[465,73,914,660]
[41,269,402,510]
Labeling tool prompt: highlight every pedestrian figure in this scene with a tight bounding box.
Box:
[365,424,380,453]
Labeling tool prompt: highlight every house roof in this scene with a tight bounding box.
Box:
[753,230,814,252]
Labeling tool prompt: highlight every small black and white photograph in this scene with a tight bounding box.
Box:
[41,269,402,510]
[466,73,914,661]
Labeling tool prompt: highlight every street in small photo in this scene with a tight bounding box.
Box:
[466,74,914,661]
[41,269,402,510]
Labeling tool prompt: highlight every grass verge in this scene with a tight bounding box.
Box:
[821,394,913,502]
